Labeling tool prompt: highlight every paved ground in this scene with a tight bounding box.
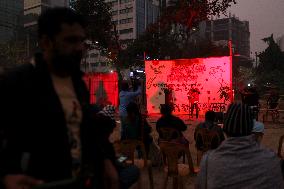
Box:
[110,112,284,189]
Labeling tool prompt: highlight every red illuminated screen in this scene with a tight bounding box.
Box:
[84,72,119,107]
[145,57,232,114]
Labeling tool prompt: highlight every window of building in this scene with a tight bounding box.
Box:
[119,28,133,34]
[90,53,98,58]
[120,0,133,4]
[214,31,229,41]
[108,0,118,6]
[112,20,118,25]
[119,7,133,14]
[91,64,98,68]
[111,10,118,15]
[120,39,133,44]
[119,18,133,24]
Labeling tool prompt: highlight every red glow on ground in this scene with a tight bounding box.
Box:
[145,57,232,115]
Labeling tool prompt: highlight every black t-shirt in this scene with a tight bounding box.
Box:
[156,115,187,139]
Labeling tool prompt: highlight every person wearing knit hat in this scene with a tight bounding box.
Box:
[98,105,116,120]
[196,103,284,189]
[223,103,254,137]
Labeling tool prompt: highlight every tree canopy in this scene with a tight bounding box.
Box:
[70,0,116,52]
[255,34,284,92]
[118,0,236,68]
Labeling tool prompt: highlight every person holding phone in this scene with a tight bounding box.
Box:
[119,81,142,140]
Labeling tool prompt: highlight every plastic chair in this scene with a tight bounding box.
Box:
[159,141,196,189]
[195,128,221,166]
[158,127,182,142]
[263,98,280,123]
[119,139,154,189]
[158,127,187,163]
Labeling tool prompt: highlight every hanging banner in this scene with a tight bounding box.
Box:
[145,57,232,114]
[84,72,119,107]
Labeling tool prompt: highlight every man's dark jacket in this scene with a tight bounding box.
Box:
[0,53,108,186]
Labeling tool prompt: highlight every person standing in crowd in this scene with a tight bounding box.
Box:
[0,7,119,189]
[194,111,225,150]
[241,86,260,120]
[156,104,189,145]
[196,103,284,189]
[124,102,153,154]
[119,80,142,140]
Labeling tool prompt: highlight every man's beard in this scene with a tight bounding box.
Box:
[51,51,83,76]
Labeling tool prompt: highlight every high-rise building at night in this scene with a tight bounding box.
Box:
[106,0,159,48]
[0,0,23,43]
[24,0,69,56]
[86,0,159,72]
[203,16,250,58]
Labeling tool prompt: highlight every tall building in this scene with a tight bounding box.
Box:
[202,16,250,58]
[24,0,69,27]
[24,0,69,56]
[107,0,159,47]
[0,0,23,44]
[85,0,159,73]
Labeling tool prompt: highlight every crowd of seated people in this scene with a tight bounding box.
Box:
[93,98,283,189]
[196,103,284,188]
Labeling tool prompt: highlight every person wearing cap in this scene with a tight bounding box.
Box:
[196,103,284,189]
[252,119,265,143]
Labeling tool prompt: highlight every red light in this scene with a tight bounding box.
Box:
[145,57,232,115]
[84,73,118,107]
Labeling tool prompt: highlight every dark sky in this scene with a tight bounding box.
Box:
[228,0,284,55]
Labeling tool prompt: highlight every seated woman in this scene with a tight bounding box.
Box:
[156,104,189,145]
[124,102,153,154]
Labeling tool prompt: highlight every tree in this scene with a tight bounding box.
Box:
[158,0,236,54]
[255,34,284,93]
[70,0,123,83]
[119,27,230,68]
[257,34,284,72]
[0,40,26,66]
[70,0,114,51]
[119,0,236,67]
